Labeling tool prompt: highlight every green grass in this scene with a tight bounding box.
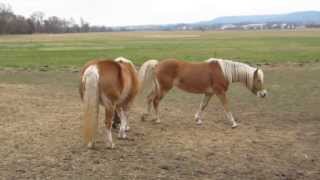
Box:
[1,30,320,69]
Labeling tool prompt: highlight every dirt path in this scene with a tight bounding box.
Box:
[0,65,319,179]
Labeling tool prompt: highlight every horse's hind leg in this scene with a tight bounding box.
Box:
[141,89,156,121]
[194,93,212,125]
[217,93,237,128]
[112,109,121,129]
[105,106,115,148]
[118,107,129,139]
[153,88,168,123]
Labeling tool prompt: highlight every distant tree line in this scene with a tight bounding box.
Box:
[0,3,112,34]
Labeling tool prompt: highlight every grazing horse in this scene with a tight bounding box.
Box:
[139,58,267,128]
[79,57,139,149]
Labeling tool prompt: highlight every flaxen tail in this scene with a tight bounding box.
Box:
[138,59,159,92]
[81,65,100,148]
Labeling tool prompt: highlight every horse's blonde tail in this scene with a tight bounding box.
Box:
[82,65,100,148]
[138,59,159,92]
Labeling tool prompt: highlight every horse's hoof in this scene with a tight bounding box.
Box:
[196,119,202,125]
[107,143,115,149]
[141,115,146,121]
[118,131,127,139]
[87,142,94,149]
[118,134,127,139]
[231,124,238,128]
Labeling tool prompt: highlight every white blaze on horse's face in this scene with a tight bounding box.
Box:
[252,68,267,98]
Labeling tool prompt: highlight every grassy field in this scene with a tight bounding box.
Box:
[1,30,320,69]
[0,30,320,179]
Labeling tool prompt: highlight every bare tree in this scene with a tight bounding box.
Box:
[0,3,14,34]
[80,18,90,32]
[0,3,111,34]
[30,11,45,33]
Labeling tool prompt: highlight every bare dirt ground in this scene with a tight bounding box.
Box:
[0,64,320,180]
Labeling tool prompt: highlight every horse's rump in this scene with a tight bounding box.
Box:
[96,60,124,104]
[79,58,139,148]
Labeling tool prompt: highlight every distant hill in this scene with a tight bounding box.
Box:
[196,11,320,25]
[118,11,320,31]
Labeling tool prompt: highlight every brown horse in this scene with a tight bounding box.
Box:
[79,57,139,149]
[139,58,267,128]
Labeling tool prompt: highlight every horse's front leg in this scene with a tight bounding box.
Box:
[217,93,238,128]
[194,93,212,125]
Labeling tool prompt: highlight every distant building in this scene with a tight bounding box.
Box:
[242,24,265,30]
[281,24,287,29]
[296,25,306,29]
[271,24,280,29]
[221,24,237,30]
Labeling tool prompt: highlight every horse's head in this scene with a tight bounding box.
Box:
[252,68,267,98]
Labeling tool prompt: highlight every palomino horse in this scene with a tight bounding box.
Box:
[139,58,267,128]
[79,57,139,148]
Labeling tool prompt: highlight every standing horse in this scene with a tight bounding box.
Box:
[79,57,139,149]
[139,58,267,128]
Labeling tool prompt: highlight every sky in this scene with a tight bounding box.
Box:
[2,0,320,26]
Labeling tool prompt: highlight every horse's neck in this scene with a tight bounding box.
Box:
[221,61,255,89]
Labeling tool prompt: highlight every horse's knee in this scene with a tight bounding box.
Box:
[153,98,160,107]
[105,117,113,130]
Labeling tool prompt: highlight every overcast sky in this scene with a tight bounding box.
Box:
[2,0,320,26]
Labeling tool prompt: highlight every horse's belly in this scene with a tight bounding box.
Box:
[174,78,212,94]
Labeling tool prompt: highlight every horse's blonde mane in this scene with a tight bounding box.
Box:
[206,58,257,89]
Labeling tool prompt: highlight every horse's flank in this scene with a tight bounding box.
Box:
[155,59,229,94]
